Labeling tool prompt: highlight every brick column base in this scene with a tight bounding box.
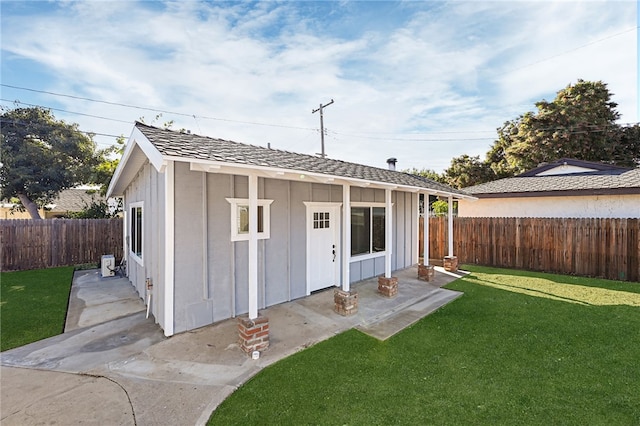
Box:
[418,264,435,281]
[443,256,458,272]
[238,315,269,354]
[334,289,358,316]
[378,276,398,298]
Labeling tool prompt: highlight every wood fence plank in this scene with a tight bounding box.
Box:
[0,219,123,271]
[420,216,638,282]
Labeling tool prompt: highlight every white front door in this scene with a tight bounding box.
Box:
[306,203,340,294]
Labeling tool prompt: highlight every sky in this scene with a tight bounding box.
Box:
[1,1,638,173]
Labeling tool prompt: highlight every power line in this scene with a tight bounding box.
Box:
[0,83,317,131]
[2,84,637,145]
[496,26,638,76]
[0,118,122,140]
[0,98,131,124]
[329,121,639,142]
[328,129,495,142]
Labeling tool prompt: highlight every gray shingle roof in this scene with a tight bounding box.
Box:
[464,167,640,196]
[136,123,468,196]
[518,158,629,177]
[48,189,104,211]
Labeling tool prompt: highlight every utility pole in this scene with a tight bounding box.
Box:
[312,99,334,158]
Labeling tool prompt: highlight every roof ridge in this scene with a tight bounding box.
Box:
[132,122,470,197]
[135,122,421,175]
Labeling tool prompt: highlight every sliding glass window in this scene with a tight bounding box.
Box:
[351,206,385,256]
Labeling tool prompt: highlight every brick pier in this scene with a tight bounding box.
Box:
[238,315,269,354]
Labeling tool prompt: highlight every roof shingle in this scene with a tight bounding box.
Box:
[464,167,640,196]
[136,123,469,196]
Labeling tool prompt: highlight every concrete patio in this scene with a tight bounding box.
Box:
[1,265,466,425]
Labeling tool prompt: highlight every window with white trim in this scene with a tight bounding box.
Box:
[351,206,385,256]
[129,202,143,264]
[226,198,273,241]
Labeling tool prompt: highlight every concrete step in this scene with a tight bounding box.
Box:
[356,288,463,341]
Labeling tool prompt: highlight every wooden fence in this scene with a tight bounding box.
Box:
[420,217,639,282]
[1,219,123,271]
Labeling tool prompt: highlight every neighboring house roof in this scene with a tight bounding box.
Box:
[46,188,104,212]
[108,122,473,199]
[464,159,640,198]
[1,188,103,212]
[518,158,630,177]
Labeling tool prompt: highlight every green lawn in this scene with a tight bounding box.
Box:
[1,267,74,351]
[210,265,640,425]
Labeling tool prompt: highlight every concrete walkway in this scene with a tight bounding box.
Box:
[1,266,466,425]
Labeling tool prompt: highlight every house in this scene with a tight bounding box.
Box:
[43,188,107,218]
[107,123,472,348]
[0,188,105,219]
[458,158,640,218]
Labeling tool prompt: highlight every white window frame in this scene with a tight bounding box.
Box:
[350,201,390,261]
[129,201,144,266]
[226,198,274,241]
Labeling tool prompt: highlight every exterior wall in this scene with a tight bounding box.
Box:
[170,164,345,333]
[0,208,37,219]
[348,189,418,283]
[125,161,422,334]
[458,194,640,218]
[123,161,166,329]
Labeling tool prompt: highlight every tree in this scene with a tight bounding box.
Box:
[431,200,449,216]
[92,135,125,196]
[0,107,100,219]
[436,80,639,189]
[442,154,495,189]
[66,199,119,219]
[403,167,446,184]
[615,124,640,167]
[490,80,635,174]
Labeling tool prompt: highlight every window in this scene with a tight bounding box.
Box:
[351,206,385,256]
[226,198,273,241]
[129,202,143,263]
[313,211,330,229]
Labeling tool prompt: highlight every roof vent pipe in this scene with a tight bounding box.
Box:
[387,157,397,171]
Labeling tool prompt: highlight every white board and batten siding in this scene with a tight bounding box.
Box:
[124,161,167,330]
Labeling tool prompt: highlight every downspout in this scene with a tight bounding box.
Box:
[164,161,175,336]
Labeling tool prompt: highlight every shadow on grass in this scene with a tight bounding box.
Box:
[457,264,640,307]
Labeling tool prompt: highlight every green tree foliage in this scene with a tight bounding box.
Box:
[403,167,447,184]
[442,155,495,189]
[438,80,639,189]
[492,79,630,175]
[616,124,640,166]
[0,107,100,219]
[66,199,119,219]
[92,135,125,196]
[431,200,449,216]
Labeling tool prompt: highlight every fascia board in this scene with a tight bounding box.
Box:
[106,126,138,198]
[106,127,165,197]
[131,127,165,172]
[178,157,476,200]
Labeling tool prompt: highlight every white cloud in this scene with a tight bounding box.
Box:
[1,1,636,172]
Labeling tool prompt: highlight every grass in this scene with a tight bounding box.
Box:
[209,265,640,425]
[0,266,74,352]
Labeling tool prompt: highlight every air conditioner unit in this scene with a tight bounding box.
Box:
[101,255,115,277]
